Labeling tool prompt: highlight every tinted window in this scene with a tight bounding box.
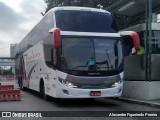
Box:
[55,10,118,33]
[43,13,54,43]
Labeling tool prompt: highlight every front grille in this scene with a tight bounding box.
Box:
[77,84,112,89]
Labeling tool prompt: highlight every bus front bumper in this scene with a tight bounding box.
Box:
[56,83,123,98]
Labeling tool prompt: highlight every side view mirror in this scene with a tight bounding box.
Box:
[49,28,61,48]
[120,31,141,51]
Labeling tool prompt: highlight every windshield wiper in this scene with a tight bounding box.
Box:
[96,60,108,65]
[105,49,113,70]
[71,66,87,70]
[72,59,112,71]
[96,60,109,71]
[72,64,98,71]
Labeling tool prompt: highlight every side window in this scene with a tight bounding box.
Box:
[33,26,41,44]
[44,44,54,67]
[45,13,54,28]
[44,33,54,67]
[43,13,54,44]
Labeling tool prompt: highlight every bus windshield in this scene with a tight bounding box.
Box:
[60,37,123,72]
[55,10,118,33]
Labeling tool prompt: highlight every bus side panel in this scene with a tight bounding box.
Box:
[22,42,57,97]
[23,42,44,91]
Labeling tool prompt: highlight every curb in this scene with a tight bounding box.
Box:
[114,97,160,108]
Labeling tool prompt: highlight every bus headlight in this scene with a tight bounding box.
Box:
[112,80,122,87]
[59,78,77,88]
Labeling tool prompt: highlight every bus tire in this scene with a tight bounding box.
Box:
[19,76,23,90]
[20,79,26,91]
[22,86,26,91]
[40,79,49,101]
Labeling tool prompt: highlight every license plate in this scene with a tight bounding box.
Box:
[90,91,101,96]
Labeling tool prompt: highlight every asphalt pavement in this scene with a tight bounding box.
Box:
[0,80,160,120]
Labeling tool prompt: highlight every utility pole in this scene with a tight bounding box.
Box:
[145,0,152,81]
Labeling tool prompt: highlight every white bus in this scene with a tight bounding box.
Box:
[15,7,140,100]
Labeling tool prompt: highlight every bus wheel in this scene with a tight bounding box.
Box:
[43,85,50,101]
[19,77,24,90]
[40,80,49,101]
[21,85,26,91]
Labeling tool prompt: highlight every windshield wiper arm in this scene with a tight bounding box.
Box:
[71,66,87,70]
[105,49,113,70]
[96,60,108,65]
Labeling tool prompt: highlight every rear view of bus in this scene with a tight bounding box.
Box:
[51,7,124,98]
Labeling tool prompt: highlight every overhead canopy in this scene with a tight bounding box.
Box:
[106,0,160,17]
